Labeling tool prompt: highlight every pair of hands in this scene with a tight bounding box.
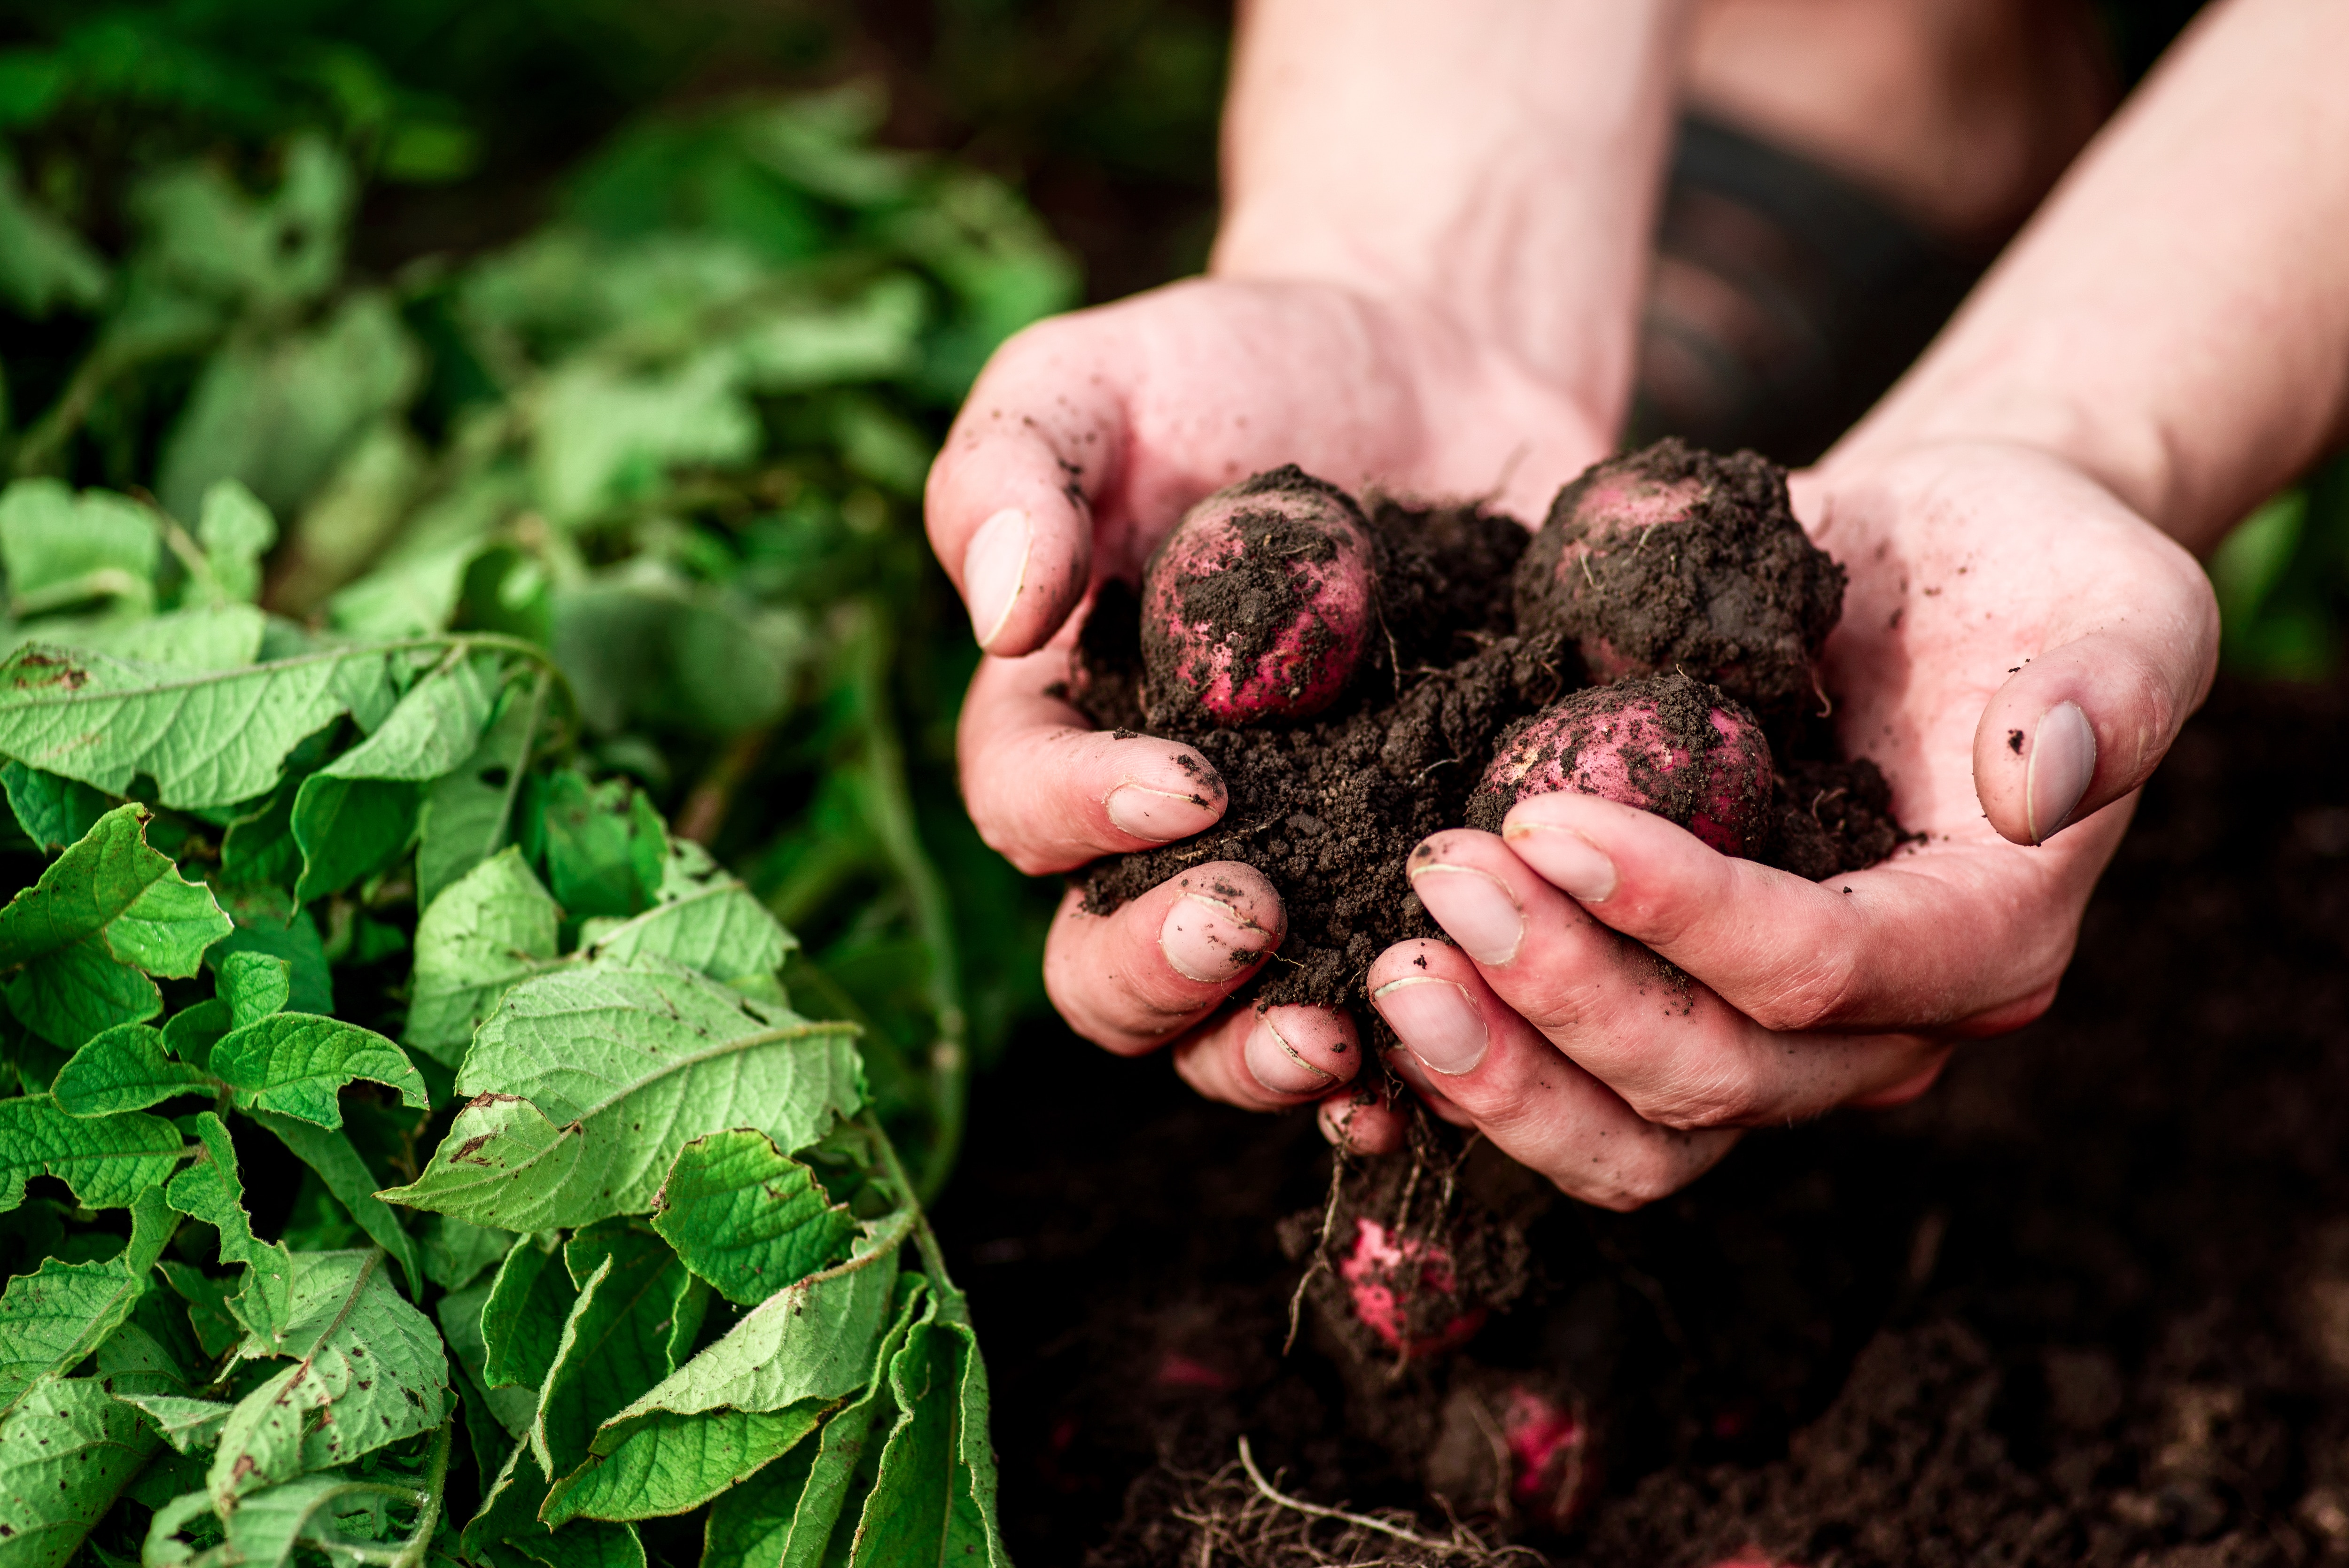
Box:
[928,273,2217,1209]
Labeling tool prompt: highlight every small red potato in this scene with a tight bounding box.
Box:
[1140,466,1375,726]
[1469,671,1773,857]
[1338,1216,1487,1358]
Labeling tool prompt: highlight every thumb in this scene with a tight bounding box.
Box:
[925,320,1124,657]
[1971,577,2220,845]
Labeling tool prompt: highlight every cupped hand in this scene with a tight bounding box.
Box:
[1351,439,2220,1204]
[931,276,1611,1119]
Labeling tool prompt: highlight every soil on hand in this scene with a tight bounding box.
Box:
[934,675,2349,1568]
[1071,442,1906,1013]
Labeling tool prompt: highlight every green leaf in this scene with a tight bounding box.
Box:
[529,1225,693,1481]
[542,1405,816,1527]
[580,840,795,994]
[846,1292,1004,1568]
[195,482,277,606]
[420,1216,516,1293]
[4,937,160,1050]
[703,1282,927,1568]
[248,1110,423,1298]
[548,580,795,737]
[207,893,333,1017]
[205,1249,449,1510]
[438,1282,537,1444]
[0,481,156,619]
[209,1014,425,1129]
[379,956,862,1232]
[522,771,665,923]
[325,650,501,784]
[288,776,419,906]
[529,353,759,527]
[161,999,232,1073]
[113,1394,233,1455]
[0,805,230,978]
[0,642,392,809]
[416,673,547,909]
[217,952,290,1028]
[163,1112,295,1338]
[0,1185,175,1414]
[0,763,114,854]
[402,848,560,1071]
[156,1262,244,1362]
[0,1097,181,1211]
[37,604,269,672]
[480,1238,576,1395]
[0,1376,159,1568]
[0,155,108,317]
[463,1440,643,1568]
[650,1130,854,1306]
[50,1024,214,1117]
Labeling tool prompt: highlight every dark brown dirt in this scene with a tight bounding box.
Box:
[935,674,2349,1568]
[1073,450,1905,1015]
[1515,440,1846,720]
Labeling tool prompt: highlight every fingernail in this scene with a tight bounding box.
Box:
[1371,977,1487,1076]
[1244,1013,1337,1094]
[2026,699,2097,844]
[964,507,1031,649]
[1159,892,1272,984]
[1407,863,1524,964]
[1106,783,1219,843]
[1500,821,1618,901]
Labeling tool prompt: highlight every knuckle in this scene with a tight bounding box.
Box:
[1741,954,1861,1033]
[1633,1057,1766,1130]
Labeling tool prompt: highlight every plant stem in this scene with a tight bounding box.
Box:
[388,1418,454,1568]
[856,1109,970,1323]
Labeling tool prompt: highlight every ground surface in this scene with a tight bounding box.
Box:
[933,674,2349,1567]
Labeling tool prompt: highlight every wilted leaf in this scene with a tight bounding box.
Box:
[416,673,547,908]
[163,1113,296,1337]
[480,1237,576,1396]
[844,1288,1006,1568]
[530,1224,696,1480]
[650,1130,853,1306]
[379,956,861,1232]
[403,847,560,1070]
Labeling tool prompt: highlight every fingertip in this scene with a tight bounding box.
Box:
[1319,1091,1405,1156]
[967,499,1089,656]
[1243,1006,1360,1095]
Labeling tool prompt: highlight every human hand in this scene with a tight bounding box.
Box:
[1344,439,2219,1205]
[933,276,1610,1116]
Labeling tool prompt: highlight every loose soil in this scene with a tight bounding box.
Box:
[1070,446,1906,1015]
[933,674,2349,1568]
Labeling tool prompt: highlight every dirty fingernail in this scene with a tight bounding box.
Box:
[1244,1012,1339,1095]
[1372,977,1488,1076]
[1159,893,1273,984]
[1501,821,1618,901]
[1408,862,1524,965]
[1106,783,1220,843]
[2026,699,2097,844]
[964,507,1031,649]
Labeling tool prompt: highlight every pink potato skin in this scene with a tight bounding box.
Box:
[1499,1385,1595,1530]
[1473,674,1774,857]
[1140,469,1375,726]
[1338,1216,1486,1359]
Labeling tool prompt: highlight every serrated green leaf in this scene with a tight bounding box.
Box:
[0,643,392,809]
[0,1185,175,1414]
[51,1024,214,1117]
[288,776,418,906]
[416,674,546,910]
[249,1110,422,1298]
[704,1281,926,1568]
[379,957,861,1232]
[209,1014,424,1129]
[531,1225,694,1480]
[0,1376,159,1568]
[0,763,114,855]
[480,1239,576,1395]
[650,1131,853,1306]
[5,937,160,1050]
[522,772,664,923]
[579,840,794,993]
[0,1097,181,1211]
[195,482,277,607]
[163,1113,295,1338]
[206,1249,449,1510]
[0,481,156,619]
[402,849,560,1071]
[114,1394,233,1455]
[0,805,230,978]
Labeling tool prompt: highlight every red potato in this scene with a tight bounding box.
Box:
[1338,1216,1486,1358]
[1468,671,1774,857]
[1140,466,1375,726]
[1498,1385,1595,1531]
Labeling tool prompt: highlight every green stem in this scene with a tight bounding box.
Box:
[855,1110,968,1324]
[386,1417,453,1568]
[843,602,968,1206]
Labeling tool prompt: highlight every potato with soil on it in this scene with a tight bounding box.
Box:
[1513,438,1845,717]
[1140,465,1377,726]
[1467,670,1776,858]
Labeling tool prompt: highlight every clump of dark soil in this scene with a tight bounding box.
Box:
[1070,442,1906,1013]
[934,675,2349,1568]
